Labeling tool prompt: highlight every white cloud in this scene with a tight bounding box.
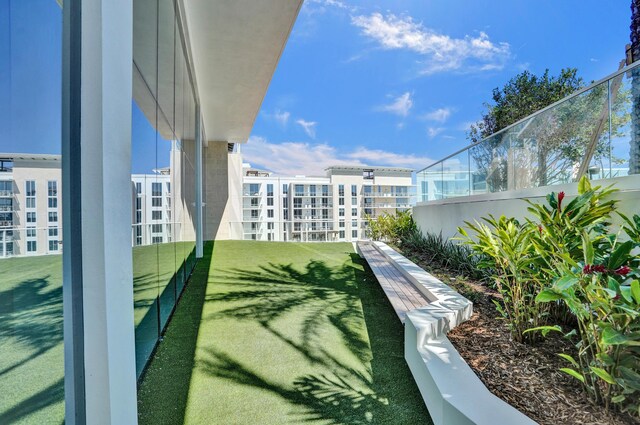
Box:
[351,13,510,74]
[243,136,433,176]
[422,107,452,123]
[427,127,444,138]
[296,119,318,138]
[274,110,290,126]
[378,92,413,117]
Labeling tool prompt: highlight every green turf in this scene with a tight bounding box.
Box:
[0,241,195,424]
[137,241,432,425]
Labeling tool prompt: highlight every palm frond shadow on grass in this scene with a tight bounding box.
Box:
[199,347,388,425]
[206,260,371,365]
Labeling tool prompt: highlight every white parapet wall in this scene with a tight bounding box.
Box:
[413,174,640,239]
[372,242,537,425]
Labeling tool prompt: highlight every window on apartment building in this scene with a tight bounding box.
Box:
[352,230,358,238]
[267,209,274,218]
[49,227,58,237]
[136,182,142,194]
[365,208,373,216]
[166,182,171,193]
[49,240,59,252]
[339,198,344,206]
[26,197,35,208]
[352,220,358,227]
[294,222,301,231]
[309,185,316,196]
[27,212,36,223]
[321,198,328,207]
[339,208,344,217]
[339,220,345,228]
[294,209,302,219]
[282,184,288,194]
[152,198,162,207]
[351,185,357,196]
[352,208,357,217]
[267,222,274,230]
[135,211,142,224]
[311,198,316,207]
[322,209,328,219]
[338,184,344,196]
[152,237,163,244]
[250,197,259,207]
[363,169,374,179]
[294,198,301,208]
[363,185,372,195]
[295,184,304,196]
[152,182,162,197]
[152,224,163,233]
[267,233,272,241]
[311,222,317,230]
[152,211,162,220]
[26,181,36,197]
[48,181,58,197]
[48,212,58,223]
[322,185,329,195]
[339,231,345,239]
[311,209,316,217]
[251,210,258,219]
[48,197,58,208]
[27,227,36,238]
[267,184,274,196]
[351,197,357,205]
[27,241,37,252]
[135,197,142,210]
[283,210,289,220]
[249,183,260,195]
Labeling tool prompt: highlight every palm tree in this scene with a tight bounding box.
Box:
[630,0,640,174]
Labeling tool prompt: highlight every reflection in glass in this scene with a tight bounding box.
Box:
[0,0,65,422]
[132,0,200,378]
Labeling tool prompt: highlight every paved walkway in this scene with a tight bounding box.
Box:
[357,242,429,323]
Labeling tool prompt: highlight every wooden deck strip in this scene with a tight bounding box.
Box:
[358,242,429,322]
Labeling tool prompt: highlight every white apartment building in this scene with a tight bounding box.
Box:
[0,154,62,257]
[235,165,414,242]
[0,153,178,258]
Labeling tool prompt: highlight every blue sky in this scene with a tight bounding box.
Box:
[244,0,631,175]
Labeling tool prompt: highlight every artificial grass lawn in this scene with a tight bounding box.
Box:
[138,241,432,425]
[0,242,194,424]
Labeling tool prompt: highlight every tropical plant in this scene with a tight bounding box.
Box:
[401,228,486,280]
[365,210,416,244]
[526,178,640,415]
[458,215,549,344]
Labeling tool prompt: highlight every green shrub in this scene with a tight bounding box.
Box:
[458,215,549,344]
[461,176,640,416]
[365,210,416,243]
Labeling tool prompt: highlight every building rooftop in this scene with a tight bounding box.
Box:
[0,153,61,162]
[325,165,414,173]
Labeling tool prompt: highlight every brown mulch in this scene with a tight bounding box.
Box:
[399,249,640,425]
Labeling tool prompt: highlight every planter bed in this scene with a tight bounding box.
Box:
[397,245,640,425]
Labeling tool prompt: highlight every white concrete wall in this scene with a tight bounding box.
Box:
[413,175,640,239]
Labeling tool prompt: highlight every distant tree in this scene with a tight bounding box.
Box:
[468,69,583,190]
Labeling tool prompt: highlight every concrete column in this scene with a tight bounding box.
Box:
[63,0,138,423]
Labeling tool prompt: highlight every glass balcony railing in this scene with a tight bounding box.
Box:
[417,61,640,202]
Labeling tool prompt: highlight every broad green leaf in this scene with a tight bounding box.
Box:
[619,367,640,391]
[578,175,591,194]
[607,276,620,293]
[582,230,594,265]
[536,289,563,303]
[590,367,616,384]
[560,368,585,383]
[621,286,634,303]
[557,353,578,368]
[554,275,578,291]
[611,395,626,404]
[608,240,634,270]
[523,325,562,337]
[631,280,640,305]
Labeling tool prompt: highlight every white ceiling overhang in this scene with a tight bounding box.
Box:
[182,0,302,143]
